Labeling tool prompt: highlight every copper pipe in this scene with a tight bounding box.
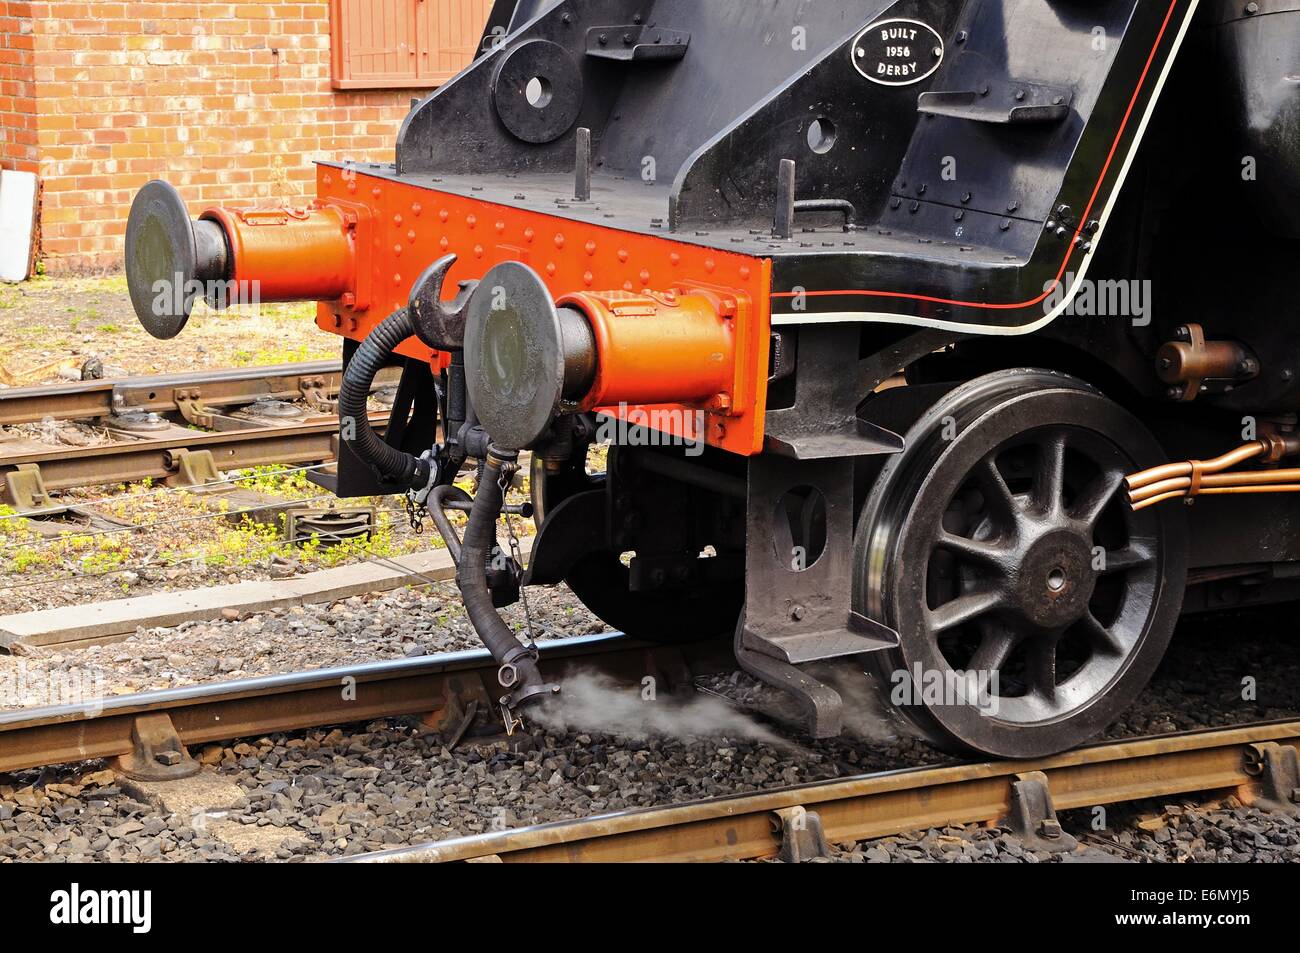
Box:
[1133,484,1300,512]
[1128,467,1300,505]
[1124,442,1267,492]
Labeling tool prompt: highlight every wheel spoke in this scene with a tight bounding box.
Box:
[927,589,1004,634]
[1025,636,1059,701]
[968,621,1019,673]
[1076,611,1125,656]
[935,531,1014,573]
[1070,467,1125,528]
[1100,540,1156,574]
[973,457,1019,531]
[1033,432,1068,517]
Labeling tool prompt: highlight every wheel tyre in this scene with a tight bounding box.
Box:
[853,369,1188,759]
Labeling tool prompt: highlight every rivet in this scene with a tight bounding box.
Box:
[412,203,422,216]
[704,260,715,273]
[669,252,681,266]
[617,249,629,263]
[585,240,597,256]
[640,268,652,282]
[393,214,403,226]
[523,227,535,243]
[495,221,506,234]
[554,233,565,248]
[439,209,449,222]
[466,215,477,229]
[407,230,416,242]
[392,273,401,285]
[474,244,484,258]
[393,244,402,256]
[546,262,557,276]
[439,237,450,250]
[740,265,751,279]
[583,271,594,286]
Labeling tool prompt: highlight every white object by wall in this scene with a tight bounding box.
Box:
[0,170,39,282]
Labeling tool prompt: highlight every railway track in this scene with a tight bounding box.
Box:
[348,721,1300,864]
[2,625,1297,863]
[0,361,398,506]
[0,632,729,775]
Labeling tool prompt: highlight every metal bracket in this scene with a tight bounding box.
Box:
[1007,771,1077,852]
[918,79,1074,125]
[165,448,222,489]
[174,388,259,432]
[419,673,496,750]
[764,325,905,460]
[735,633,844,738]
[113,712,200,781]
[771,806,830,863]
[4,463,57,514]
[584,25,690,62]
[298,375,337,414]
[1245,742,1300,814]
[741,453,898,667]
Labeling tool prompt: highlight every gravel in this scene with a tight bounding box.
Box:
[820,797,1300,864]
[1,596,1298,862]
[0,582,606,706]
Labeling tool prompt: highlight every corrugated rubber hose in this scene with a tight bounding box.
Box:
[337,308,428,489]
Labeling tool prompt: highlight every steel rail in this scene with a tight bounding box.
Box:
[348,720,1300,863]
[0,419,359,501]
[0,360,351,427]
[0,632,730,774]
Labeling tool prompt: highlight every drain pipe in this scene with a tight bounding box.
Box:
[457,446,559,719]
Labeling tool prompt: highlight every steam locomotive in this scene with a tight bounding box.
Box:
[123,0,1300,758]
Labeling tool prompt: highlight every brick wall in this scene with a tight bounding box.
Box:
[0,1,36,173]
[23,2,440,273]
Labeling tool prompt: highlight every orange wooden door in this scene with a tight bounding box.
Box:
[332,0,492,90]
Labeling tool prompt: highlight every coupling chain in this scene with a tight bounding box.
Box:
[498,463,538,657]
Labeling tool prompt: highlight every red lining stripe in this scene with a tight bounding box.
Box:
[769,0,1184,312]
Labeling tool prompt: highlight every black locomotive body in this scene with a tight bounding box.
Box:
[124,0,1300,757]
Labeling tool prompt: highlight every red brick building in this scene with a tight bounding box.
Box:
[0,1,491,272]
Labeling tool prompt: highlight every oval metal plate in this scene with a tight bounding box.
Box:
[851,18,944,87]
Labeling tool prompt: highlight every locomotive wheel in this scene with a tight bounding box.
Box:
[854,370,1187,758]
[530,452,743,644]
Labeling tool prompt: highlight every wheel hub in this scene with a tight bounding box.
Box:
[1010,528,1098,630]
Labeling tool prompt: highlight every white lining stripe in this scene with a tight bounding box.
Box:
[770,0,1201,337]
